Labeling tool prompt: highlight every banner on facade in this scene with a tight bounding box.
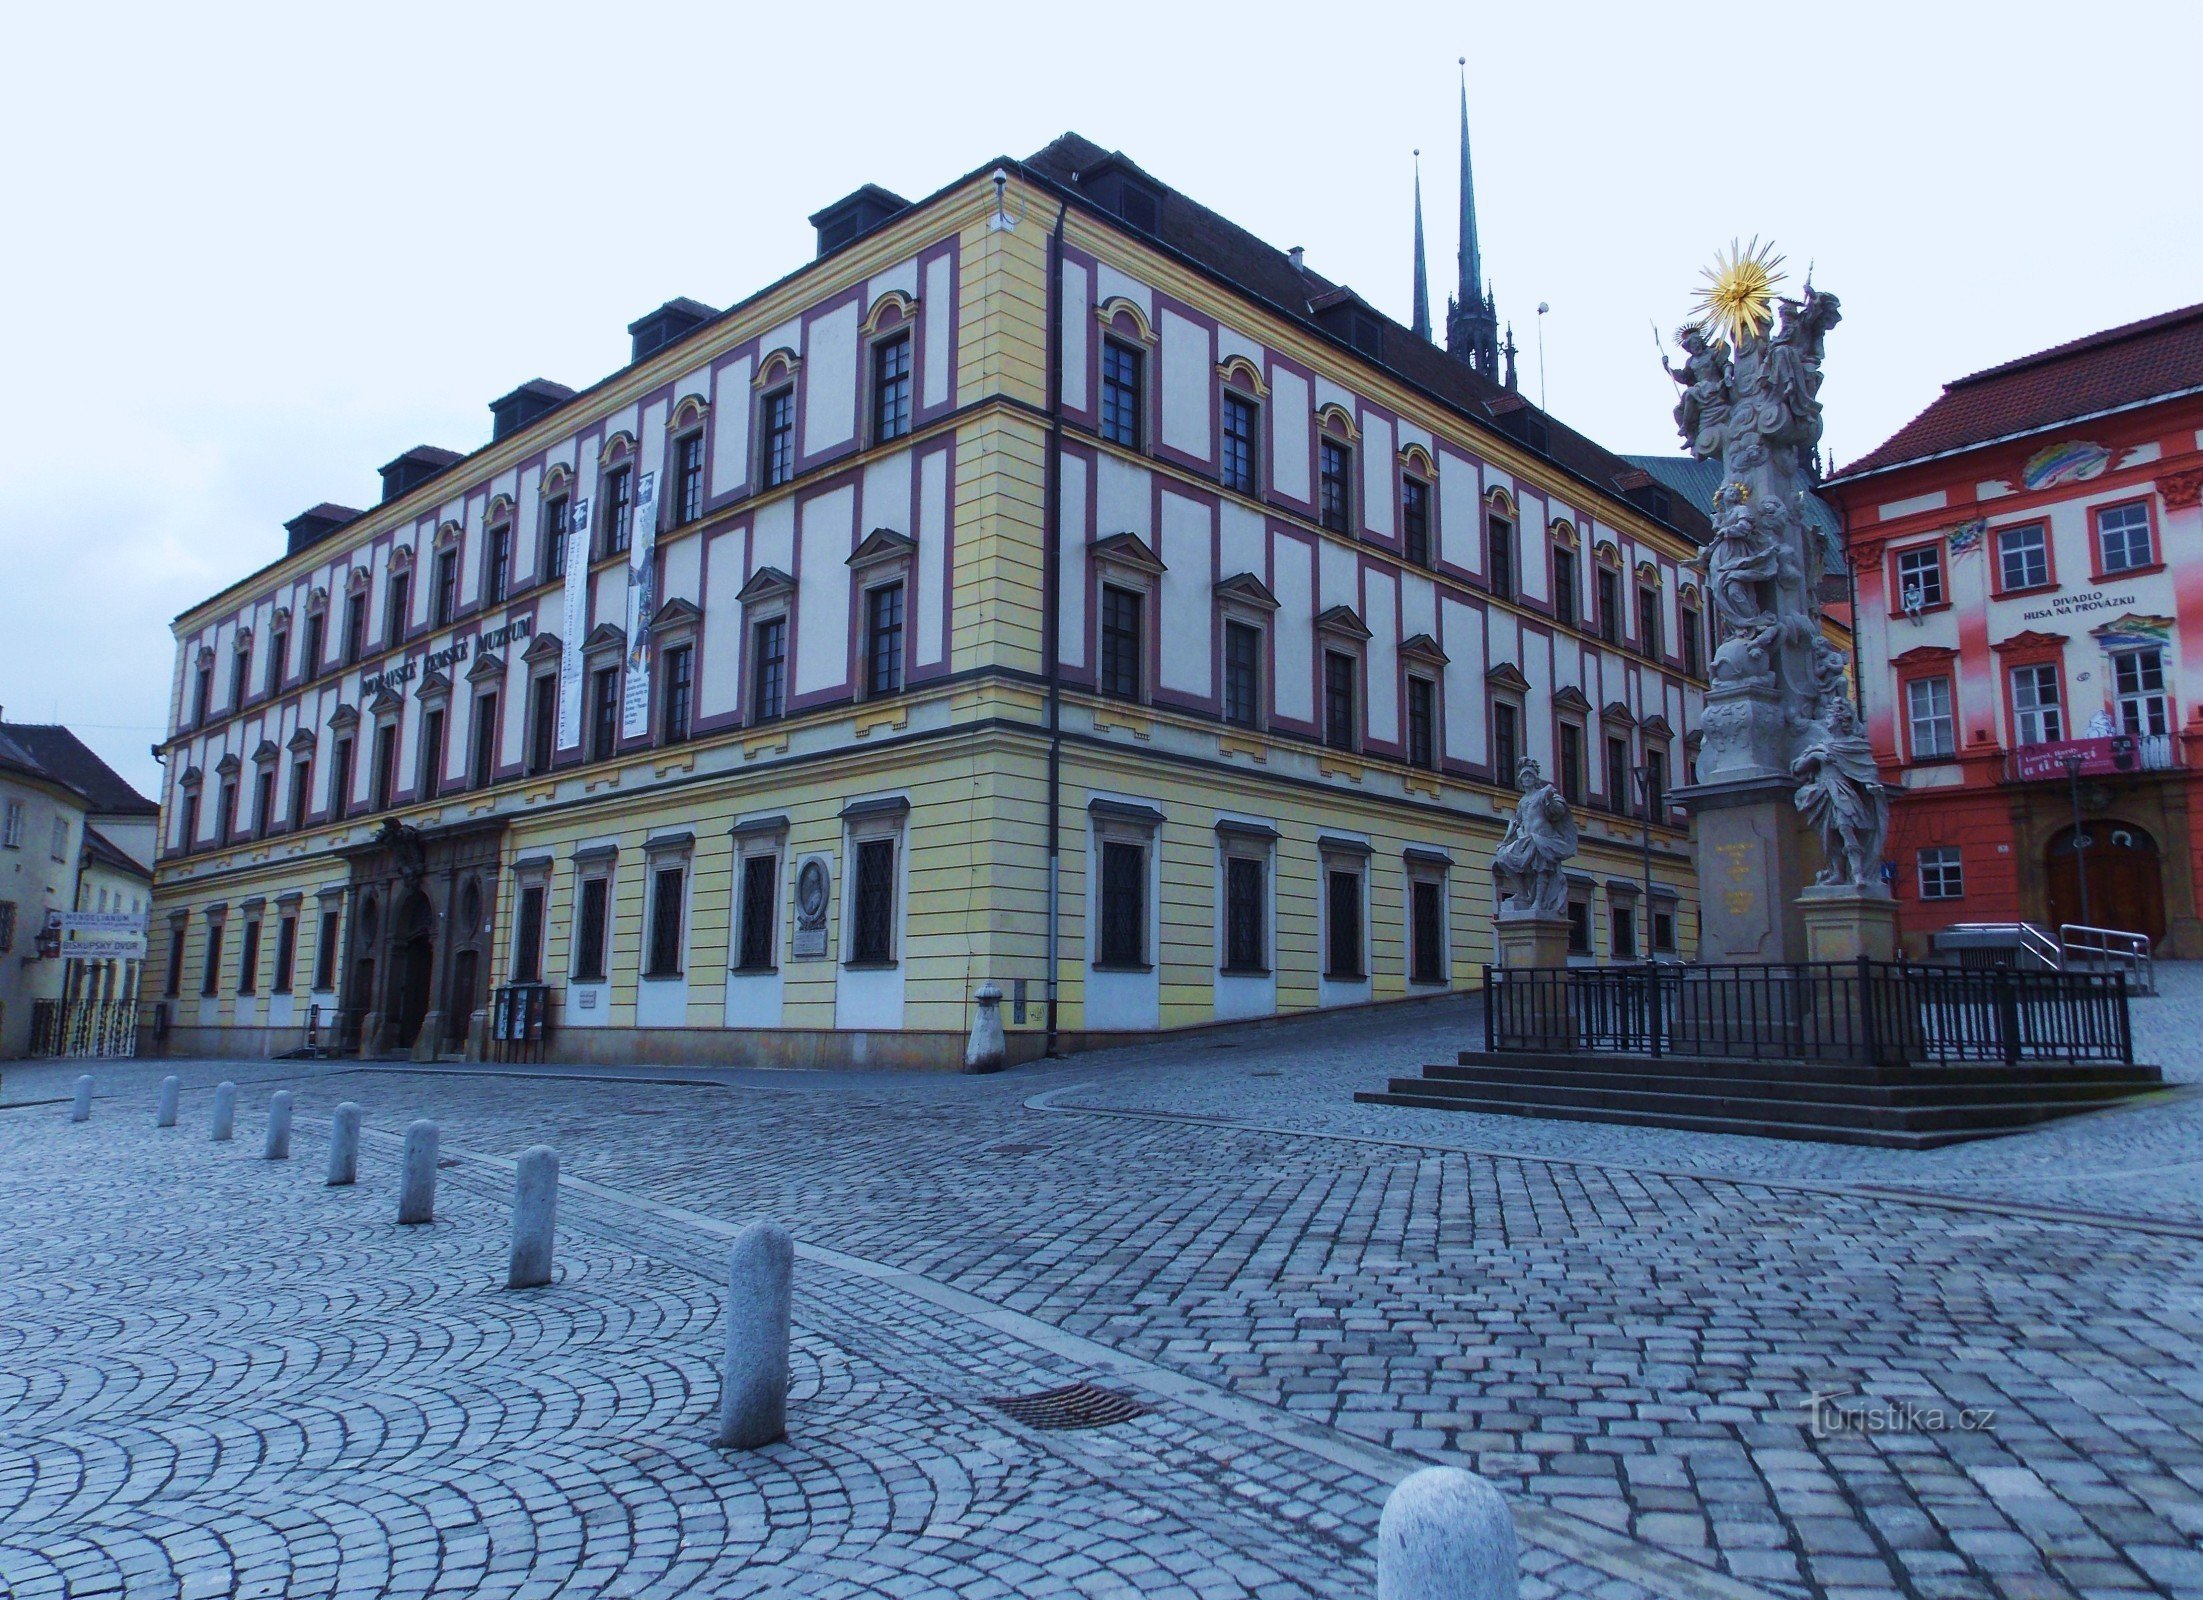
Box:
[60,911,146,961]
[557,492,593,750]
[2009,735,2141,783]
[619,470,659,740]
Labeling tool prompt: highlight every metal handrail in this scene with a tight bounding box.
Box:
[1937,922,2063,971]
[2060,923,2155,996]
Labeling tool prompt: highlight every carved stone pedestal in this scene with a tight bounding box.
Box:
[1798,884,1899,962]
[1676,775,1817,965]
[411,1010,443,1063]
[1495,910,1573,970]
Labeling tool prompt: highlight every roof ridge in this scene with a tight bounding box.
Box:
[1949,302,2203,389]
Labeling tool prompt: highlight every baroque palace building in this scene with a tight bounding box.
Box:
[1825,303,2203,956]
[147,128,1712,1067]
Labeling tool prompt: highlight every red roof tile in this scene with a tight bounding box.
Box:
[1836,302,2203,478]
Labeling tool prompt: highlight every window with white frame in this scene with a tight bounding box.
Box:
[2098,501,2154,574]
[2113,646,2169,736]
[644,855,687,978]
[1997,523,2048,591]
[2009,663,2062,745]
[1906,675,1956,758]
[1406,856,1448,985]
[1918,846,1964,900]
[571,865,612,981]
[1896,544,1944,610]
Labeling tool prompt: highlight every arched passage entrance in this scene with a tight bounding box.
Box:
[2047,821,2165,941]
[389,890,436,1049]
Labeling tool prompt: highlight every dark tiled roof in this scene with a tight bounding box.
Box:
[1022,134,1707,543]
[81,824,152,881]
[0,724,158,815]
[1624,454,1846,577]
[1837,302,2203,478]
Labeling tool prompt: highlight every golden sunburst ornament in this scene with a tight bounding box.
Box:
[1692,237,1786,347]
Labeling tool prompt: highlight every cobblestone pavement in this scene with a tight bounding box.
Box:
[5,975,2201,1600]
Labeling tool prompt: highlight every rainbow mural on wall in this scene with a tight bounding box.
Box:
[2022,440,2112,490]
[2092,613,2175,652]
[1946,518,1985,555]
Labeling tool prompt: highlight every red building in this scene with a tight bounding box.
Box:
[1825,304,2203,956]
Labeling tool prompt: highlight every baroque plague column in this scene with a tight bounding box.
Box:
[1665,244,1892,961]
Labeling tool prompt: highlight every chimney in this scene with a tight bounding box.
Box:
[1289,246,1305,271]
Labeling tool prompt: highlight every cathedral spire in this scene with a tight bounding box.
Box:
[1444,57,1501,382]
[1410,150,1432,341]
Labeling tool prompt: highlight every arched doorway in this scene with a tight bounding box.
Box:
[389,891,436,1048]
[445,949,479,1050]
[2046,822,2165,941]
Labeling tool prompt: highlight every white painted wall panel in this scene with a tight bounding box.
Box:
[1095,453,1150,542]
[1515,492,1547,600]
[871,256,919,305]
[699,528,747,717]
[861,450,913,537]
[761,316,802,360]
[514,465,543,584]
[795,486,855,694]
[1361,413,1395,540]
[661,531,702,606]
[1218,500,1265,581]
[1272,540,1314,722]
[922,254,953,410]
[802,303,859,455]
[1439,451,1481,574]
[1270,370,1311,501]
[1523,646,1552,771]
[1059,260,1090,410]
[1215,324,1263,368]
[1094,264,1151,318]
[1158,492,1213,696]
[674,363,710,404]
[1318,539,1358,611]
[1312,374,1354,417]
[1365,576,1398,745]
[751,497,796,577]
[1159,309,1212,457]
[1058,454,1088,666]
[711,355,753,495]
[916,450,948,667]
[1400,570,1436,645]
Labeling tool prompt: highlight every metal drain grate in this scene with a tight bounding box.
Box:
[987,1381,1152,1431]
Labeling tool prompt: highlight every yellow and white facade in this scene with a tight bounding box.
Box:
[148,136,1709,1068]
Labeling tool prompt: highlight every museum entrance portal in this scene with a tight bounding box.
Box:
[2046,822,2165,942]
[338,817,505,1059]
[391,892,436,1049]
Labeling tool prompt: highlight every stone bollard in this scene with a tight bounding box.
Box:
[71,1075,93,1122]
[1377,1467,1519,1600]
[714,1221,793,1449]
[211,1081,237,1141]
[263,1091,293,1159]
[327,1102,362,1186]
[506,1145,559,1289]
[397,1120,439,1224]
[156,1075,181,1128]
[964,982,1007,1073]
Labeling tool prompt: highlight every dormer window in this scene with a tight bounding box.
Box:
[1081,164,1161,233]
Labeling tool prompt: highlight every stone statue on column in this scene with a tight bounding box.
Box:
[1492,757,1579,969]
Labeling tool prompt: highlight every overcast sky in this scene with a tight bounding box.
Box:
[4,0,2197,797]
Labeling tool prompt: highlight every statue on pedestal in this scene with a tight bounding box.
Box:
[1492,757,1578,917]
[1792,695,1888,889]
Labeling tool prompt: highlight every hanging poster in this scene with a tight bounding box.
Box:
[556,492,592,750]
[620,470,659,739]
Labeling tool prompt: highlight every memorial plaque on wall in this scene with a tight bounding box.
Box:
[792,854,831,959]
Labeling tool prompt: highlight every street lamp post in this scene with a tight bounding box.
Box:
[2061,750,2092,931]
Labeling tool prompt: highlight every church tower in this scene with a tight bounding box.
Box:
[1443,60,1502,383]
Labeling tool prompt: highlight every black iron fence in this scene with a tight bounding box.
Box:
[490,983,552,1064]
[1484,959,2134,1067]
[29,999,140,1058]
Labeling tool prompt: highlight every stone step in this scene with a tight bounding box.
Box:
[1417,1061,2158,1108]
[1450,1047,2160,1089]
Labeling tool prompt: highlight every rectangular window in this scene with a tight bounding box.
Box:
[273,916,297,994]
[872,334,913,442]
[573,877,609,981]
[1997,522,2048,592]
[527,676,556,774]
[1223,621,1261,728]
[176,790,198,851]
[1487,516,1515,599]
[218,780,238,842]
[240,924,264,996]
[1567,899,1591,955]
[1099,585,1143,700]
[193,663,213,724]
[2113,647,2169,736]
[1552,547,1577,628]
[1682,607,1701,677]
[329,736,354,819]
[1324,867,1364,979]
[1492,700,1519,779]
[2098,501,2154,574]
[762,387,796,486]
[660,645,694,744]
[1652,902,1677,954]
[201,923,224,996]
[1101,339,1144,448]
[288,759,311,830]
[1224,855,1265,972]
[1645,748,1668,822]
[542,494,570,581]
[303,613,325,680]
[673,433,705,525]
[434,546,459,626]
[0,902,18,956]
[1896,544,1944,610]
[50,814,69,860]
[1612,903,1638,960]
[1918,845,1965,901]
[512,885,546,985]
[1221,392,1258,494]
[267,627,288,694]
[645,865,685,978]
[866,583,905,697]
[1323,651,1357,750]
[1,798,19,848]
[253,768,274,838]
[1559,723,1585,804]
[344,592,367,663]
[738,855,778,971]
[1637,587,1662,658]
[1606,734,1632,815]
[1596,566,1620,643]
[590,666,619,761]
[372,723,397,809]
[752,616,788,721]
[2010,664,2062,746]
[1410,879,1445,984]
[231,645,252,710]
[386,571,411,649]
[1319,439,1352,532]
[472,693,499,786]
[602,466,633,556]
[485,523,512,604]
[1098,840,1146,967]
[852,837,896,962]
[164,920,184,995]
[418,706,445,801]
[1407,676,1436,768]
[313,909,339,991]
[1402,478,1431,566]
[1906,675,1956,759]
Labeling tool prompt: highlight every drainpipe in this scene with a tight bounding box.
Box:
[1042,195,1069,1056]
